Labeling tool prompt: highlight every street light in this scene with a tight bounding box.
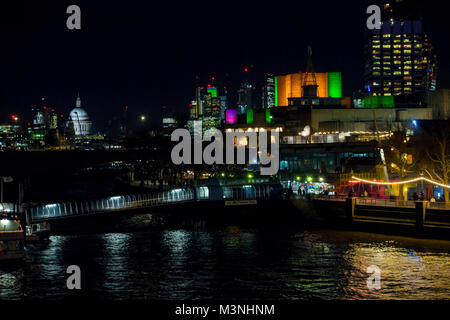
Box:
[140,115,146,121]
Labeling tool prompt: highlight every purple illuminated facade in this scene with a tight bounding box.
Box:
[225,109,237,124]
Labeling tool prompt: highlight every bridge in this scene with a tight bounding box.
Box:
[19,183,283,223]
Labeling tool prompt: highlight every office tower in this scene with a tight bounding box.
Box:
[364,2,437,101]
[237,82,254,115]
[162,116,178,136]
[262,73,276,109]
[187,85,225,134]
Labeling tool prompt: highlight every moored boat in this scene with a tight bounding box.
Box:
[0,218,25,261]
[26,222,51,243]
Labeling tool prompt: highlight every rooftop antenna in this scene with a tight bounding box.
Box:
[302,46,319,98]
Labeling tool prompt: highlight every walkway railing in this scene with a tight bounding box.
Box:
[355,198,416,208]
[27,184,281,221]
[29,188,195,221]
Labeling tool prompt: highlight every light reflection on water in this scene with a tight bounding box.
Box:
[1,228,450,300]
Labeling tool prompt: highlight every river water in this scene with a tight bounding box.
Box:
[1,227,450,300]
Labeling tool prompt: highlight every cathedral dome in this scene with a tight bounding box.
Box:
[69,107,89,121]
[67,94,92,136]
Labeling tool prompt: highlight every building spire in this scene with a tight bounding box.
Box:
[76,92,81,108]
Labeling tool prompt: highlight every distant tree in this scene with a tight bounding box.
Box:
[381,130,416,200]
[415,121,450,203]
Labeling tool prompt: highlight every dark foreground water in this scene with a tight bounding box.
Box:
[1,228,450,300]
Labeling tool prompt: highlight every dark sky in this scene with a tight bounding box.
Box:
[1,0,449,132]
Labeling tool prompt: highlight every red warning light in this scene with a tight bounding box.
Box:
[244,68,248,72]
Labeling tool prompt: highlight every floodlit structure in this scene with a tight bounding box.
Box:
[67,94,92,136]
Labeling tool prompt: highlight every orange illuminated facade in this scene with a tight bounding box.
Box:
[276,72,330,106]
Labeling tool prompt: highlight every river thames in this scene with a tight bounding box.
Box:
[1,227,450,300]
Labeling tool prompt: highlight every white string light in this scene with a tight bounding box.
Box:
[351,176,450,189]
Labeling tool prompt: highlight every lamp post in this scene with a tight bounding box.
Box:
[74,111,82,136]
[368,86,392,196]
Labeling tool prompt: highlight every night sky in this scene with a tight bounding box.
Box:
[1,0,449,132]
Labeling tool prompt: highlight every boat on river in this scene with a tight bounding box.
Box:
[26,222,51,243]
[0,218,25,261]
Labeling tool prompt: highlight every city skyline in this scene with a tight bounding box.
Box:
[1,0,449,132]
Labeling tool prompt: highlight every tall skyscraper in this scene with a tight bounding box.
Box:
[237,81,254,115]
[187,85,225,134]
[262,73,275,109]
[364,1,437,102]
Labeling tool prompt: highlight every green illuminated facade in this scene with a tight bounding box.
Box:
[274,76,278,107]
[327,72,342,98]
[363,95,394,108]
[207,87,218,98]
[246,109,254,124]
[265,108,271,123]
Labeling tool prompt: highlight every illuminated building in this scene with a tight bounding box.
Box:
[31,99,59,129]
[364,4,437,102]
[237,81,254,114]
[189,101,197,120]
[48,109,58,129]
[225,103,432,145]
[162,117,178,136]
[0,124,23,148]
[225,109,237,124]
[275,72,343,106]
[66,94,92,136]
[262,73,276,109]
[188,85,225,134]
